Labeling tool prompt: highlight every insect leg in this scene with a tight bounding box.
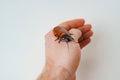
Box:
[55,37,59,41]
[58,39,62,43]
[70,33,73,35]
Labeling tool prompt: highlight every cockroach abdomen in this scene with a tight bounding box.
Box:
[60,35,74,42]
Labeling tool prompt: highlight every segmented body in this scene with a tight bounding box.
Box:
[53,26,74,43]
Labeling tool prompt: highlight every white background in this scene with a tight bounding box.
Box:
[0,0,120,80]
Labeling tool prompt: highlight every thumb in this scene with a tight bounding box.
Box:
[69,29,82,42]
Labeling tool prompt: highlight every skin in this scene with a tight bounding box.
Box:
[38,19,93,80]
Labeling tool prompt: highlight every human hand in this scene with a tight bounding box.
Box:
[39,19,93,80]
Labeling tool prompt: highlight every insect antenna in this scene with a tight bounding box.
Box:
[66,42,70,54]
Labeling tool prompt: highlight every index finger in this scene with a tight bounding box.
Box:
[58,19,85,30]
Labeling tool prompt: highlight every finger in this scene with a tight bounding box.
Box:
[78,24,92,33]
[83,31,93,39]
[78,30,93,42]
[58,19,85,30]
[69,29,82,42]
[72,74,76,80]
[78,36,84,42]
[79,38,91,48]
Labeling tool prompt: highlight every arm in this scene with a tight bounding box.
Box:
[38,19,93,80]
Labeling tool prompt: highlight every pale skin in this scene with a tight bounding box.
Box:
[38,19,93,80]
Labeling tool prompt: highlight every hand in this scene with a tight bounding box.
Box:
[59,19,93,49]
[39,19,93,80]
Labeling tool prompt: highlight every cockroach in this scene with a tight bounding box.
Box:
[53,26,77,52]
[53,26,74,43]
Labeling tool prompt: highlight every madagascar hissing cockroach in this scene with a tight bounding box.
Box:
[53,26,74,43]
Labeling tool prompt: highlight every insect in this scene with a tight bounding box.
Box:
[53,26,74,43]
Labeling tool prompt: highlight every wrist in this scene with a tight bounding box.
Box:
[38,63,72,80]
